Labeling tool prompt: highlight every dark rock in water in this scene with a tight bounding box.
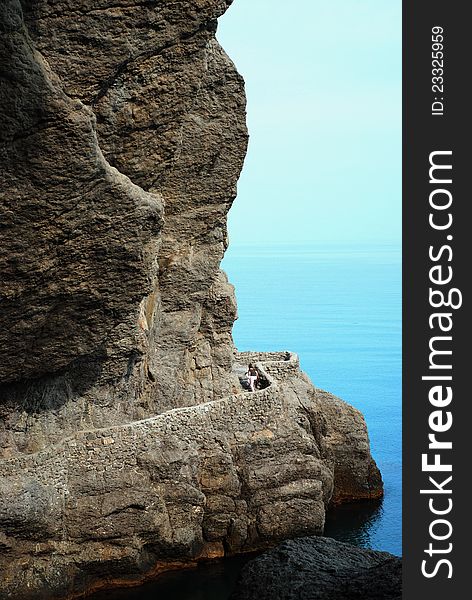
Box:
[230,537,401,600]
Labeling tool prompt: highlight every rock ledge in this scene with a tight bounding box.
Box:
[0,352,382,599]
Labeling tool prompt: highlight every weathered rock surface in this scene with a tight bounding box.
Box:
[0,1,383,598]
[0,354,382,599]
[1,0,246,455]
[230,537,401,600]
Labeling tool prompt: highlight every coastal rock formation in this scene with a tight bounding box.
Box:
[1,0,247,455]
[230,536,402,600]
[0,354,382,599]
[0,1,382,598]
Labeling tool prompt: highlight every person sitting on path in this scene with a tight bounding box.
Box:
[246,363,259,392]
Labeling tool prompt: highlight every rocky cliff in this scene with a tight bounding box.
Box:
[1,0,246,455]
[0,1,382,598]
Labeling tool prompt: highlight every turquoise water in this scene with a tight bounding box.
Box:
[89,243,401,599]
[222,243,402,557]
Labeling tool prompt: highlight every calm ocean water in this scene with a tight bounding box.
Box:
[90,243,401,599]
[223,243,402,557]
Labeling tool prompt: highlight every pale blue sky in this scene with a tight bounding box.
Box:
[217,0,401,246]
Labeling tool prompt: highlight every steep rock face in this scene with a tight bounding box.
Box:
[318,389,383,505]
[0,0,164,385]
[230,537,401,600]
[0,1,383,598]
[21,0,248,410]
[1,0,246,455]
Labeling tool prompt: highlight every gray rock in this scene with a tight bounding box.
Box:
[230,537,402,600]
[0,1,383,598]
[1,0,246,452]
[0,354,382,599]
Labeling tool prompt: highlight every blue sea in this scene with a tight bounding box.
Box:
[223,243,402,557]
[90,243,401,599]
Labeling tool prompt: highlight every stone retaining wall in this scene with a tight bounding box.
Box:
[0,353,293,475]
[0,386,277,477]
[235,351,301,383]
[236,351,294,363]
[0,348,383,600]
